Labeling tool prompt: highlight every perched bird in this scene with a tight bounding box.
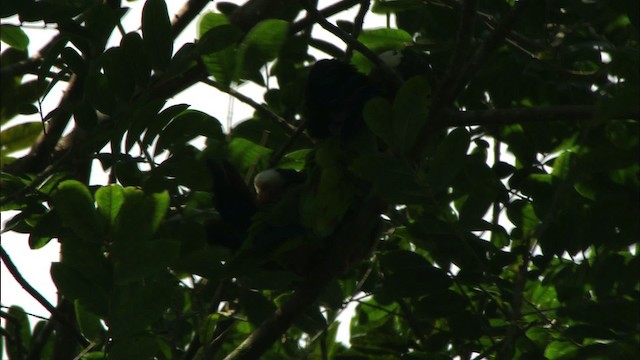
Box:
[303,59,381,141]
[205,159,305,251]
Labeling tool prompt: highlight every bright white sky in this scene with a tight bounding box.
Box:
[1,0,392,352]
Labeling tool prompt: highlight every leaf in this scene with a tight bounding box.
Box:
[85,66,115,114]
[109,279,175,338]
[124,99,166,152]
[52,180,101,241]
[1,79,49,123]
[378,250,452,299]
[425,127,470,192]
[113,188,169,243]
[363,97,395,148]
[228,137,272,174]
[142,103,190,147]
[198,11,230,35]
[113,238,180,284]
[0,24,29,51]
[74,300,106,342]
[142,0,173,71]
[50,262,109,316]
[350,154,428,204]
[102,47,135,100]
[197,24,243,55]
[95,184,125,229]
[120,32,151,88]
[155,110,224,155]
[237,19,289,83]
[5,306,30,359]
[107,333,161,359]
[0,122,42,154]
[392,75,431,154]
[198,12,239,87]
[352,28,412,72]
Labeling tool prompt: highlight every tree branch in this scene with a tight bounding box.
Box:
[412,0,533,157]
[0,245,89,347]
[171,0,213,39]
[299,0,402,88]
[438,0,477,98]
[290,0,362,34]
[438,0,533,109]
[345,0,370,60]
[200,78,298,135]
[445,105,640,126]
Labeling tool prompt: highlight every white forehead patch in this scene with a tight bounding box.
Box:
[254,169,283,193]
[379,50,403,68]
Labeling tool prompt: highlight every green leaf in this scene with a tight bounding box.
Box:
[5,306,30,359]
[197,24,243,55]
[74,300,106,342]
[545,341,579,359]
[0,122,42,154]
[155,110,223,155]
[120,32,151,88]
[95,184,125,229]
[125,99,166,152]
[198,12,239,87]
[1,79,48,123]
[228,137,272,173]
[350,154,428,204]
[107,333,161,360]
[85,66,115,114]
[378,250,451,299]
[102,47,135,100]
[203,45,237,88]
[109,279,175,338]
[363,97,395,148]
[198,11,230,35]
[142,0,173,71]
[237,19,289,83]
[0,24,29,51]
[426,127,470,192]
[352,28,412,72]
[52,180,100,241]
[50,262,109,316]
[393,75,431,154]
[113,188,169,243]
[113,238,179,284]
[141,103,190,148]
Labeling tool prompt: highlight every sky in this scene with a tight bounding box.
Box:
[1,0,392,353]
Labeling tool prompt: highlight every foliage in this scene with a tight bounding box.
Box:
[1,0,638,359]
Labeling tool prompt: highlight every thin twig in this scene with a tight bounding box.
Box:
[345,0,370,60]
[290,0,362,34]
[171,0,213,39]
[201,78,299,136]
[299,0,402,88]
[439,0,477,98]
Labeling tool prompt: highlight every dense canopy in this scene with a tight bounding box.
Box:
[1,0,638,359]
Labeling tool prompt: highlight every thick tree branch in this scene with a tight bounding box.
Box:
[445,106,640,126]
